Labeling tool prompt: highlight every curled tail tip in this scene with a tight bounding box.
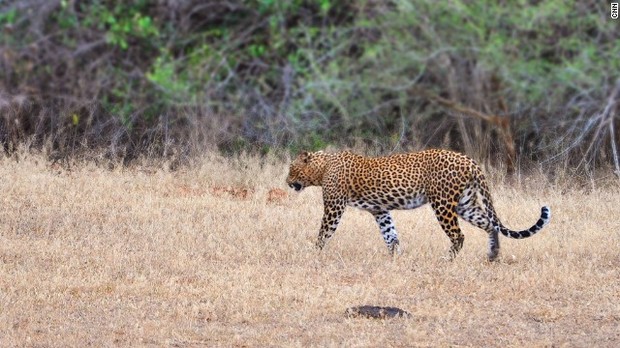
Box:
[540,205,551,228]
[498,205,551,239]
[541,205,551,223]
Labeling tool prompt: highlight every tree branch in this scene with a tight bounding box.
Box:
[410,87,516,174]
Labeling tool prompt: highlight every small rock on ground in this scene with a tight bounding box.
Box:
[345,305,412,319]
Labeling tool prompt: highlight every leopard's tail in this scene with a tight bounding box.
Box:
[491,205,551,239]
[473,165,551,239]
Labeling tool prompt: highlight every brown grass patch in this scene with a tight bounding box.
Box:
[266,188,289,204]
[0,153,619,346]
[210,185,255,200]
[176,184,208,198]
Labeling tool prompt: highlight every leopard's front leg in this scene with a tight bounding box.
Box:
[371,210,400,256]
[316,197,346,250]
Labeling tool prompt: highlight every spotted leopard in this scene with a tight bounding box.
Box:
[286,149,551,261]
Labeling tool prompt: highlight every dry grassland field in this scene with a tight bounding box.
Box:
[0,152,619,347]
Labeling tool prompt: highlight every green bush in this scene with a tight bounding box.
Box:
[0,0,618,173]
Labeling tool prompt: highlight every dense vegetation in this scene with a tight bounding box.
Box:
[0,0,618,174]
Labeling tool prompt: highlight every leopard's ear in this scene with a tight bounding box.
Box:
[298,150,322,163]
[299,151,310,164]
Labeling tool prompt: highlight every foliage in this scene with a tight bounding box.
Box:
[0,0,618,172]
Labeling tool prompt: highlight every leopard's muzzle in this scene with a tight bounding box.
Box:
[288,182,303,191]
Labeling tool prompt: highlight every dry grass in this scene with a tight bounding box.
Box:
[0,152,619,347]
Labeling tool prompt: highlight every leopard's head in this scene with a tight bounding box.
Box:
[286,151,327,191]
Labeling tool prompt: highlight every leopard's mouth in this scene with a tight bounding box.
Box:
[288,182,303,191]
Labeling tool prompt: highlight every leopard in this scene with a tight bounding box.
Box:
[286,149,551,261]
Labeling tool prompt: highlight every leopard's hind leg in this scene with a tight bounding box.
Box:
[456,182,500,261]
[430,200,465,260]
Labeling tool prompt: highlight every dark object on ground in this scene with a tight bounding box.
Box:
[345,305,412,319]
